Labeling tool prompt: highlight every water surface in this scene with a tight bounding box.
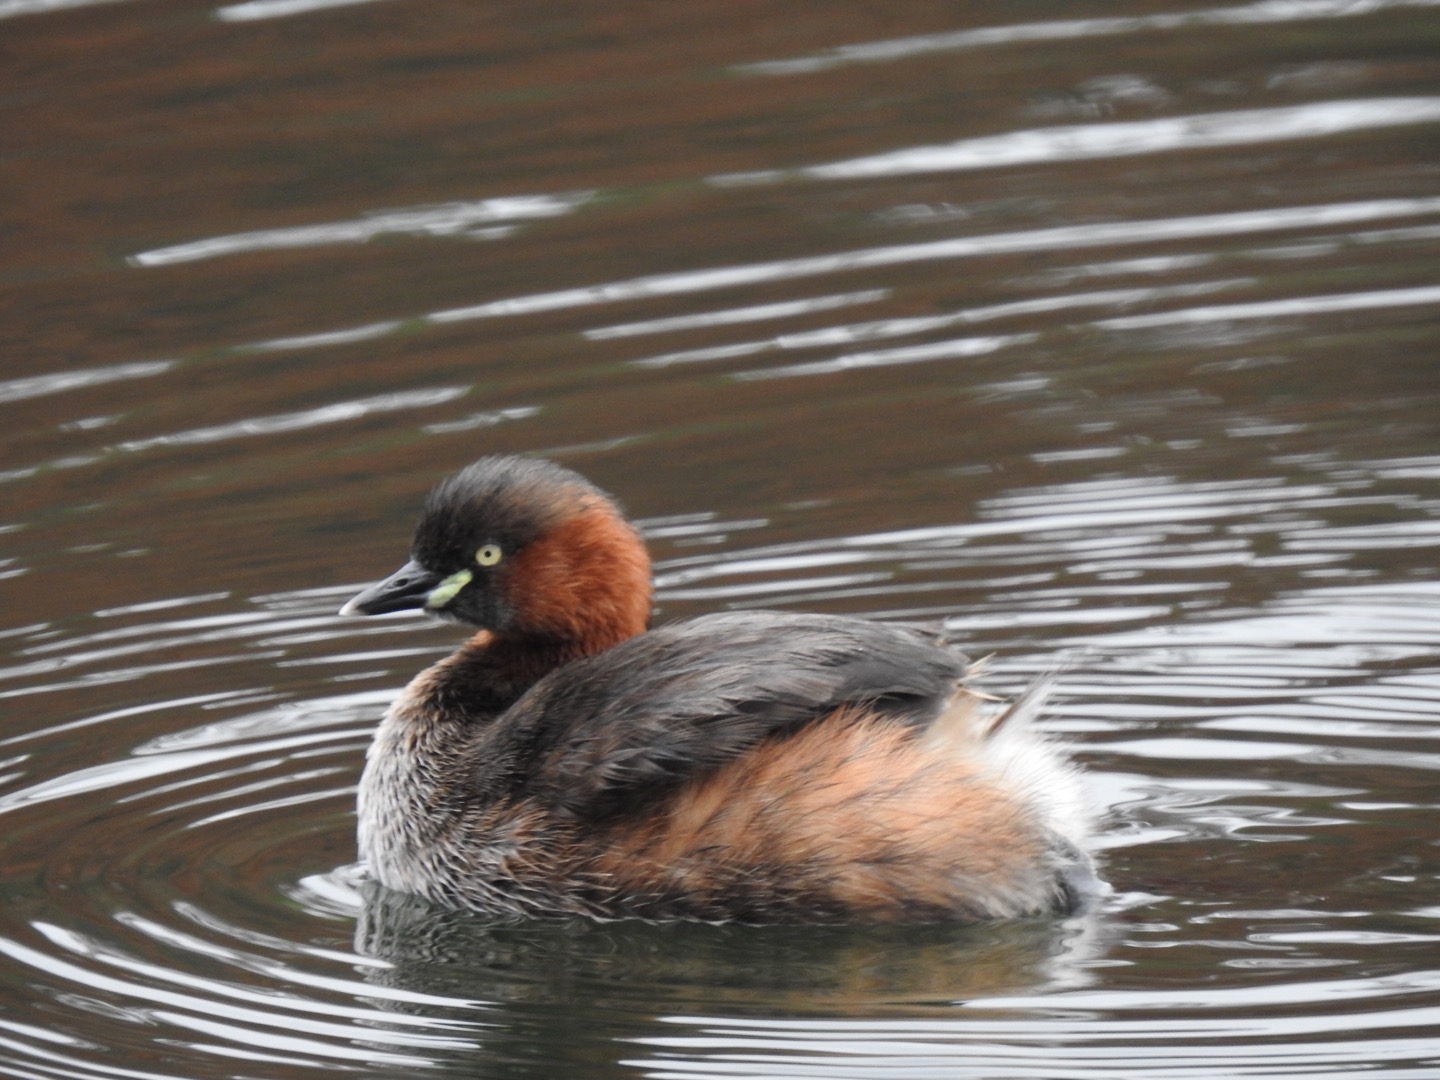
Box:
[3,1,1440,1077]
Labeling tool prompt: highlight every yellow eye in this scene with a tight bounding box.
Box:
[475,544,504,567]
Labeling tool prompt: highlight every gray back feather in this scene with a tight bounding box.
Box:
[492,611,968,819]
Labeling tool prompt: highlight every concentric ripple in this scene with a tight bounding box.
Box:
[1,441,1439,1076]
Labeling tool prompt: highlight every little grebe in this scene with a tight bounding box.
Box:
[340,456,1098,923]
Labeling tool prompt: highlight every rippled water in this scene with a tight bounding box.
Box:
[4,1,1440,1077]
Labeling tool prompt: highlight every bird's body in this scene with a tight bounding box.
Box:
[342,456,1098,923]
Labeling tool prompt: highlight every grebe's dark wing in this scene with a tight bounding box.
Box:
[500,611,969,819]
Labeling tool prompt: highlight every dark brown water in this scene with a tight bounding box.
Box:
[4,1,1440,1077]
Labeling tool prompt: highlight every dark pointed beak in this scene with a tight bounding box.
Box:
[339,560,443,617]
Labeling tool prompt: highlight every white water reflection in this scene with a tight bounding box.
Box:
[1095,284,1440,330]
[737,0,1440,74]
[0,376,479,490]
[429,198,1440,327]
[648,471,1440,672]
[1018,255,1219,287]
[130,193,593,267]
[0,0,124,18]
[633,281,1247,370]
[423,404,540,435]
[242,322,405,354]
[215,0,392,22]
[721,99,1440,183]
[61,195,1435,394]
[734,331,1034,380]
[0,361,173,406]
[112,386,468,453]
[586,290,889,340]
